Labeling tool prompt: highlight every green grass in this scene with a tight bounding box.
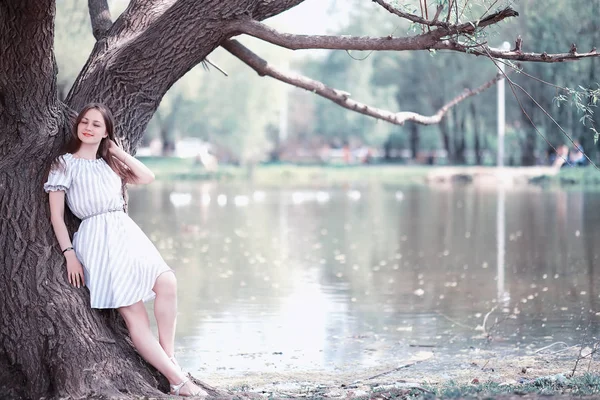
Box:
[138,156,434,186]
[554,167,600,186]
[349,373,600,399]
[138,156,600,188]
[530,167,600,187]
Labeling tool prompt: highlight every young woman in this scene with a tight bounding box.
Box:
[44,103,206,397]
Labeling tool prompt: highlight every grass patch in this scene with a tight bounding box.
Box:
[530,167,600,188]
[352,373,600,399]
[138,156,433,186]
[138,156,600,188]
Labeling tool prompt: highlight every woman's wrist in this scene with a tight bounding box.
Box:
[113,148,128,162]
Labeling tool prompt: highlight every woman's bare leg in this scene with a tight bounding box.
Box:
[153,271,178,360]
[118,301,182,383]
[119,301,205,396]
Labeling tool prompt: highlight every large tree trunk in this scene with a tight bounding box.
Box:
[408,122,420,160]
[439,117,453,164]
[453,109,466,164]
[156,94,183,156]
[470,102,483,165]
[0,1,304,398]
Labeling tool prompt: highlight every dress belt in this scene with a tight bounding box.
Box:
[81,207,124,221]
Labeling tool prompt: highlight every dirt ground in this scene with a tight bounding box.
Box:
[195,344,596,398]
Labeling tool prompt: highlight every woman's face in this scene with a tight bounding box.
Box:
[77,109,108,145]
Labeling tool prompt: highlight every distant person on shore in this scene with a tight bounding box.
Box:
[569,140,587,166]
[552,144,569,168]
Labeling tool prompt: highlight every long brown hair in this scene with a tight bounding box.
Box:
[52,103,135,183]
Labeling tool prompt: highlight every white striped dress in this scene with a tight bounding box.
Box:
[44,153,172,309]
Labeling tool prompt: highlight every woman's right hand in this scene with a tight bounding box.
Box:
[65,252,85,288]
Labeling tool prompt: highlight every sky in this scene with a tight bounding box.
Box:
[264,0,350,35]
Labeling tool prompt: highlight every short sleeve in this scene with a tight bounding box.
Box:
[44,156,72,193]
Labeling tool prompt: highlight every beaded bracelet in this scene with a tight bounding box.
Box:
[62,246,74,254]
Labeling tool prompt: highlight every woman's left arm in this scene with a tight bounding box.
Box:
[109,142,155,185]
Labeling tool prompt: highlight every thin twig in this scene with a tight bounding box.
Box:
[479,0,501,21]
[493,58,599,168]
[222,39,506,127]
[510,79,598,169]
[482,305,498,335]
[432,4,443,23]
[496,59,566,90]
[459,0,472,20]
[345,49,375,61]
[419,0,425,34]
[482,47,587,169]
[446,0,454,23]
[481,359,490,370]
[352,359,428,384]
[534,342,570,354]
[483,314,511,339]
[454,0,459,26]
[572,344,586,377]
[587,342,598,372]
[552,344,582,355]
[202,57,228,76]
[436,311,475,330]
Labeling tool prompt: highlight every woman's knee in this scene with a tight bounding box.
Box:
[118,301,149,329]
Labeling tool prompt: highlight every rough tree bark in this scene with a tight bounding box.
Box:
[0,1,303,399]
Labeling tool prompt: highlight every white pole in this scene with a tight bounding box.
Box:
[496,41,511,168]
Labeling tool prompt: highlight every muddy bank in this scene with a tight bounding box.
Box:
[425,166,558,186]
[195,345,597,398]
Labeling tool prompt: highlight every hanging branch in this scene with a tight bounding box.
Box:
[222,39,506,126]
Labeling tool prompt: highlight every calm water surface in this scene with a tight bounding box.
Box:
[128,182,600,375]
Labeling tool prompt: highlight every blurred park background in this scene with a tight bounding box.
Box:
[54,0,600,382]
[56,0,599,177]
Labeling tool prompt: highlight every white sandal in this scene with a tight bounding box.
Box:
[170,377,206,397]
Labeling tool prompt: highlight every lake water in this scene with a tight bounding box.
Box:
[128,182,600,377]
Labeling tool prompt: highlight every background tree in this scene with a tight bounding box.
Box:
[2,1,599,398]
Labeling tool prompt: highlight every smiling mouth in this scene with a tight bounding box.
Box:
[83,133,93,137]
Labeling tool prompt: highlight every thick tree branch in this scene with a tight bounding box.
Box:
[229,19,443,50]
[230,19,600,63]
[361,2,519,34]
[107,0,177,41]
[109,0,303,43]
[87,0,112,40]
[67,0,310,150]
[432,40,600,62]
[222,39,504,126]
[373,0,451,28]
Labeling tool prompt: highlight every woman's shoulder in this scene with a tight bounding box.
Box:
[53,153,74,162]
[48,153,74,173]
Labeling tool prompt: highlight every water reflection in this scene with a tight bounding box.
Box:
[128,183,600,375]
